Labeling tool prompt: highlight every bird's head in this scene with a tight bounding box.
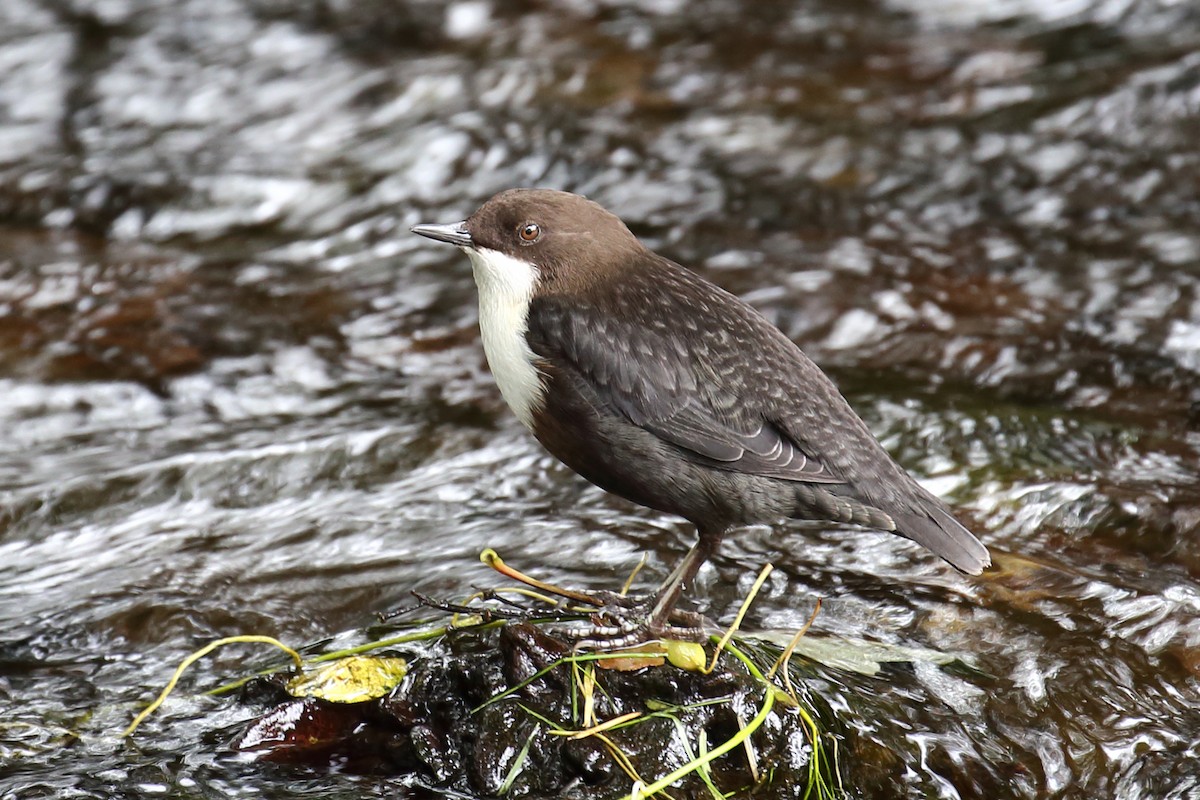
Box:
[411,189,643,291]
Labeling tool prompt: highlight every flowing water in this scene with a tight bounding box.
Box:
[2,0,1200,797]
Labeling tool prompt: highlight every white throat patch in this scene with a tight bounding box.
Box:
[464,246,546,429]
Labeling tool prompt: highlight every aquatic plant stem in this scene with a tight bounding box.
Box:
[481,548,602,605]
[615,682,775,800]
[204,621,470,697]
[768,597,822,699]
[472,650,666,713]
[123,635,303,737]
[705,563,773,674]
[621,554,649,596]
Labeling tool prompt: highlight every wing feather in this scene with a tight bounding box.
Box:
[526,292,842,485]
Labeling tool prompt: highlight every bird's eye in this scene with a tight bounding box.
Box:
[519,223,541,242]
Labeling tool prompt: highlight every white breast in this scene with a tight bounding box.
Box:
[464,246,546,429]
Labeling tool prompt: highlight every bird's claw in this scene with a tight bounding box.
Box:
[564,595,714,651]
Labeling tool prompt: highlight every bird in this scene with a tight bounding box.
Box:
[411,188,989,642]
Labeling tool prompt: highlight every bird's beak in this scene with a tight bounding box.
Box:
[410,221,472,248]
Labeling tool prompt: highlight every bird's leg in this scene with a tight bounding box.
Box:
[573,531,722,649]
[644,538,710,630]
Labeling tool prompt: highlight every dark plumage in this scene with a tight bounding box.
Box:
[413,189,989,639]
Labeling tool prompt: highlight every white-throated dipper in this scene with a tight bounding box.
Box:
[412,189,989,641]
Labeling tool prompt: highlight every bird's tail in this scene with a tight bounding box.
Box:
[793,483,990,575]
[887,498,990,575]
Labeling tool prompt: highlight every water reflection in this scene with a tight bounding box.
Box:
[2,0,1200,797]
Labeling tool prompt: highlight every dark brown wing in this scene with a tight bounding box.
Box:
[524,267,842,485]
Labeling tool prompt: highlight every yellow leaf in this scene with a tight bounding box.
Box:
[286,656,407,703]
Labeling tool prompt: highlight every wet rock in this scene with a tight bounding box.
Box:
[409,723,461,784]
[499,621,572,701]
[225,624,831,796]
[561,735,615,786]
[233,697,365,762]
[469,703,539,795]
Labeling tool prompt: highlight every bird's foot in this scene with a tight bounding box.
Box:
[565,593,715,651]
[474,547,719,650]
